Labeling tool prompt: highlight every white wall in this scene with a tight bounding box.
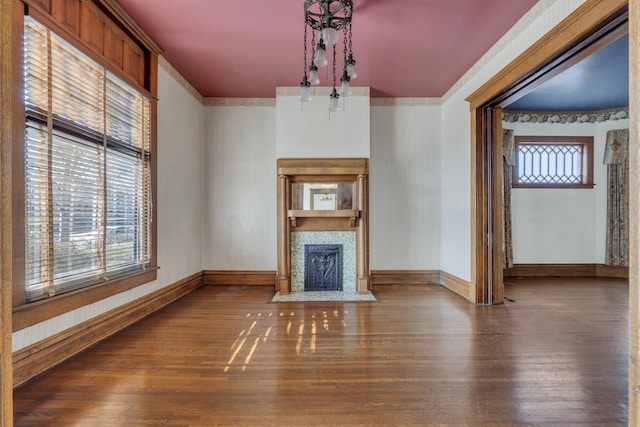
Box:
[203,95,443,272]
[506,118,629,264]
[439,0,588,281]
[12,59,205,351]
[370,104,441,269]
[203,104,276,270]
[276,87,370,158]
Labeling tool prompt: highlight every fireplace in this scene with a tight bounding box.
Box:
[290,231,356,292]
[304,244,343,291]
[276,158,369,295]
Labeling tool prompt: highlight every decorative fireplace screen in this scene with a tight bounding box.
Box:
[304,244,343,291]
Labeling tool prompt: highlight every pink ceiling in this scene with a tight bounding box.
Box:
[116,0,539,98]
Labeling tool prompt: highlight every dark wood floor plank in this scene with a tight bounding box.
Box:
[14,277,628,426]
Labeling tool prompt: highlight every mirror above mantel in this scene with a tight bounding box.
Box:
[289,182,359,227]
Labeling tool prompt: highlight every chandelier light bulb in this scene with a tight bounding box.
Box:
[339,71,352,96]
[321,27,340,47]
[300,76,311,102]
[329,88,341,112]
[346,63,357,80]
[346,54,357,80]
[300,86,311,102]
[309,65,320,85]
[314,42,328,68]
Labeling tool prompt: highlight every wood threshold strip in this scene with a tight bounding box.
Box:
[13,271,203,388]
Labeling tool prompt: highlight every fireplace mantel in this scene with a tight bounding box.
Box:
[276,158,370,295]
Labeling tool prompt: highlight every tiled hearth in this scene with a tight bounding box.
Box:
[291,232,356,292]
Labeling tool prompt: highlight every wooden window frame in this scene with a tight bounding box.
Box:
[12,0,161,331]
[512,135,595,189]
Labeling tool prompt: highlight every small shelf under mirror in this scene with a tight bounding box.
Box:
[287,209,360,227]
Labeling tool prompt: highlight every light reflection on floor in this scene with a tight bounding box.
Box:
[224,307,353,371]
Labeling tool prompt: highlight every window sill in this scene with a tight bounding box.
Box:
[12,266,158,331]
[512,183,595,189]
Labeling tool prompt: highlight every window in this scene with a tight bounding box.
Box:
[23,16,152,301]
[513,136,594,188]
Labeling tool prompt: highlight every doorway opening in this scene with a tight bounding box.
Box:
[466,1,628,304]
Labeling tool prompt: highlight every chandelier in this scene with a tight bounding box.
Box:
[300,0,357,112]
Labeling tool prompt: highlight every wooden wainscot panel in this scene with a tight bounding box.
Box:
[25,0,51,14]
[203,271,277,287]
[13,272,203,388]
[105,24,125,70]
[80,0,106,57]
[52,0,81,37]
[123,38,145,87]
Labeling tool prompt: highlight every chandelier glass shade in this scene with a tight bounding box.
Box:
[301,0,357,111]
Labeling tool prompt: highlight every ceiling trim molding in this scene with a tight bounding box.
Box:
[202,95,442,107]
[203,98,277,107]
[441,0,554,104]
[370,98,442,107]
[97,0,163,54]
[276,87,370,97]
[503,107,629,124]
[159,56,204,104]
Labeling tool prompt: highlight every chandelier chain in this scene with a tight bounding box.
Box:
[311,30,316,68]
[348,22,353,56]
[343,26,348,70]
[332,45,337,88]
[303,10,308,78]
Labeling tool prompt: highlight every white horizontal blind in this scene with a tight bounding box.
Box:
[24,16,152,300]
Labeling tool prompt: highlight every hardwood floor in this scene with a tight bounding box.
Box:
[13,278,628,426]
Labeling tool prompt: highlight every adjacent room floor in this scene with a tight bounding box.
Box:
[13,277,629,426]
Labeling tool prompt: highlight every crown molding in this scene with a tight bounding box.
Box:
[276,86,370,97]
[503,107,629,124]
[370,98,442,107]
[96,0,163,54]
[441,0,554,103]
[158,56,204,104]
[203,98,276,107]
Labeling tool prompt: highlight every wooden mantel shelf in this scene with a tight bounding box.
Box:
[287,210,360,227]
